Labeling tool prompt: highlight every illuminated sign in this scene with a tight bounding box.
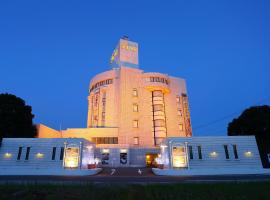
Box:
[172,145,187,168]
[64,146,80,168]
[110,39,139,68]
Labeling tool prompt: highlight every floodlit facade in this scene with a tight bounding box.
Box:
[38,38,192,148]
[1,37,265,174]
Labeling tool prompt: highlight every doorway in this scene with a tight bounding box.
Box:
[145,153,158,167]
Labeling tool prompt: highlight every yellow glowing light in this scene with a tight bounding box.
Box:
[173,156,186,168]
[245,151,252,157]
[36,153,44,158]
[4,153,12,158]
[210,151,218,157]
[120,149,127,153]
[102,149,110,153]
[65,159,78,168]
[146,155,150,159]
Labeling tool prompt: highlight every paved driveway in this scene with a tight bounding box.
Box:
[0,167,270,184]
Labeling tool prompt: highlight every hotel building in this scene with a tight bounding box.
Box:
[0,38,267,175]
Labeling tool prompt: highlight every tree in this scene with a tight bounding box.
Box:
[227,105,270,136]
[0,93,37,141]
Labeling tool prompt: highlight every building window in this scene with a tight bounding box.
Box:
[133,104,138,112]
[52,147,56,160]
[17,147,23,160]
[133,88,138,97]
[134,137,139,145]
[153,104,164,112]
[25,147,31,160]
[133,120,139,128]
[197,146,202,159]
[224,145,230,159]
[178,124,183,131]
[154,119,165,127]
[233,145,238,159]
[153,90,163,97]
[60,147,64,160]
[188,146,193,159]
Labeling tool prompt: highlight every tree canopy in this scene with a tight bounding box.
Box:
[227,105,270,137]
[0,93,36,140]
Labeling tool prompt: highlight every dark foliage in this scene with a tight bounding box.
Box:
[227,105,270,136]
[0,93,36,140]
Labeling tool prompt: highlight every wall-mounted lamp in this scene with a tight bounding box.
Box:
[120,149,127,153]
[245,151,252,157]
[36,153,44,158]
[4,153,12,158]
[210,151,218,158]
[102,149,110,153]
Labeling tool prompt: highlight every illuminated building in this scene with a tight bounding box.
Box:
[38,37,192,148]
[0,38,268,174]
[35,37,193,166]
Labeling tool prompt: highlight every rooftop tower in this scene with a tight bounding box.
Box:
[110,37,139,69]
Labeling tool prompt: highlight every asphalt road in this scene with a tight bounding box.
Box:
[0,168,270,184]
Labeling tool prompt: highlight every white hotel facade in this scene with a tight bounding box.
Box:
[0,38,267,176]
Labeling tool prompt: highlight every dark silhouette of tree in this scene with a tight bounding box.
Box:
[0,93,36,142]
[227,105,270,136]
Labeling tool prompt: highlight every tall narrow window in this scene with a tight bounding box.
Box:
[133,120,139,128]
[25,147,31,160]
[60,147,64,160]
[233,145,238,159]
[178,124,183,131]
[133,104,138,112]
[133,88,138,97]
[134,137,139,145]
[17,147,23,160]
[188,146,193,159]
[224,145,230,159]
[197,146,202,159]
[52,147,56,160]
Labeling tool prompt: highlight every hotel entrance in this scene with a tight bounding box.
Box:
[145,153,158,167]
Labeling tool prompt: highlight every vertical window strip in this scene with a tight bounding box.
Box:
[52,147,56,160]
[197,146,202,159]
[17,147,23,160]
[224,145,230,159]
[188,146,193,159]
[60,147,64,160]
[25,147,31,160]
[233,145,238,159]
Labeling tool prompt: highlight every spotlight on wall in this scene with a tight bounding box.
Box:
[36,153,44,158]
[102,149,110,153]
[4,153,12,158]
[209,151,218,158]
[245,151,252,157]
[120,149,127,153]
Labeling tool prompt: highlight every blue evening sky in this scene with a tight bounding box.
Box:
[0,0,270,136]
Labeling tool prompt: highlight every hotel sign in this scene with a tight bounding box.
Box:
[110,39,139,68]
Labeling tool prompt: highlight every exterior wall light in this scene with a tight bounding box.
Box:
[4,153,12,158]
[245,151,252,157]
[210,151,218,158]
[102,149,110,153]
[36,153,44,158]
[120,149,127,153]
